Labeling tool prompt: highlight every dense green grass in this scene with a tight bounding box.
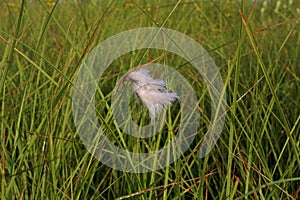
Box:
[1,0,299,199]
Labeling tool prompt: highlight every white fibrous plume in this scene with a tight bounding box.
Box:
[125,69,178,120]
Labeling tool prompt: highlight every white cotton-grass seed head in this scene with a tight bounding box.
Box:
[125,69,178,120]
[126,69,165,89]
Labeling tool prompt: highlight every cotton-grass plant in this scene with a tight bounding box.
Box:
[127,69,178,119]
[118,68,178,120]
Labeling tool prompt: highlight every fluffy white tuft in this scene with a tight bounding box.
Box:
[125,69,178,120]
